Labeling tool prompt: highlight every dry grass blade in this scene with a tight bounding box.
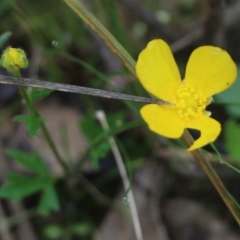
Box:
[0,75,169,105]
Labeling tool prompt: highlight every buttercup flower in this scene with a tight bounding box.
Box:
[136,39,237,151]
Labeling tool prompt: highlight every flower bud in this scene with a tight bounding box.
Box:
[0,47,28,77]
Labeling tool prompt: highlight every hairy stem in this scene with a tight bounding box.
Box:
[18,86,68,172]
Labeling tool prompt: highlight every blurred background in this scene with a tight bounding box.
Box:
[0,0,240,239]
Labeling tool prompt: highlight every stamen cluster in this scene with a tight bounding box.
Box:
[174,84,207,121]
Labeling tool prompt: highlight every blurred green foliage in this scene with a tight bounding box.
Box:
[43,222,93,239]
[0,31,11,49]
[0,149,59,214]
[79,111,125,168]
[217,66,240,117]
[225,119,240,163]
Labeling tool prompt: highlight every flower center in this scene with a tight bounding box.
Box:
[174,84,209,121]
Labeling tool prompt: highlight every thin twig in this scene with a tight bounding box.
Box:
[95,110,143,240]
[0,75,171,105]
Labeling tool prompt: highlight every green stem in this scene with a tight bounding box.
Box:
[19,86,34,112]
[208,144,240,176]
[18,83,68,172]
[40,122,68,170]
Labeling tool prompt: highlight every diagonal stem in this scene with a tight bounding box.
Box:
[182,130,240,225]
[18,86,68,172]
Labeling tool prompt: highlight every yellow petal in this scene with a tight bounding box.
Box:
[141,104,184,138]
[136,39,182,102]
[185,46,237,98]
[185,116,221,151]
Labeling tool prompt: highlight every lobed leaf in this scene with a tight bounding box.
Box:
[29,88,52,102]
[0,173,50,201]
[6,149,49,174]
[13,114,44,136]
[38,184,60,214]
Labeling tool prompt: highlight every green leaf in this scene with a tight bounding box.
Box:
[43,225,64,239]
[108,112,125,128]
[13,114,43,136]
[6,149,49,175]
[29,89,52,102]
[79,113,102,140]
[79,112,125,168]
[0,31,11,50]
[0,173,50,201]
[80,111,125,140]
[70,222,93,236]
[225,119,240,163]
[216,66,240,117]
[90,142,111,169]
[38,184,60,214]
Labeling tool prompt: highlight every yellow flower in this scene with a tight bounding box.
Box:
[0,47,28,77]
[136,39,237,151]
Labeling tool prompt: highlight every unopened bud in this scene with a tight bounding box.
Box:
[0,47,28,77]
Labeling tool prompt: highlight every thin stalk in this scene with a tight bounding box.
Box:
[182,130,240,225]
[17,83,68,171]
[40,122,68,171]
[19,86,34,112]
[96,110,143,240]
[10,68,68,171]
